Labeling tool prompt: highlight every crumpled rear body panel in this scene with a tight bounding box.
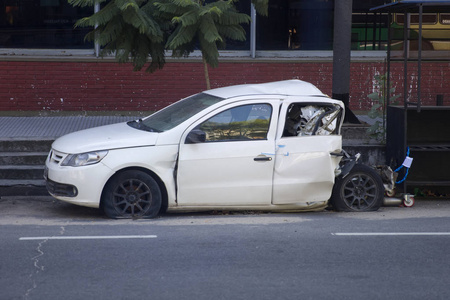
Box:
[272,135,342,204]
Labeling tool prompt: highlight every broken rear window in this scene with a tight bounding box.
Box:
[283,103,342,137]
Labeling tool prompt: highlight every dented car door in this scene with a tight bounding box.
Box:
[272,100,344,204]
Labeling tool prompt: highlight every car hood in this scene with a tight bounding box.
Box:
[52,122,159,154]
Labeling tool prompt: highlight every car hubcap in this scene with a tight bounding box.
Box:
[113,179,152,217]
[342,173,377,211]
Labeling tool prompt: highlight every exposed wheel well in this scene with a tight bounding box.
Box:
[101,167,169,214]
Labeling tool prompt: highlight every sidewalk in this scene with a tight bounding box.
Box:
[0,116,139,140]
[0,114,376,140]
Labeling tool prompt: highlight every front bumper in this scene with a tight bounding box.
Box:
[44,150,113,208]
[45,177,78,197]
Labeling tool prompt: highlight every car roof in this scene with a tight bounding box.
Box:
[203,80,327,99]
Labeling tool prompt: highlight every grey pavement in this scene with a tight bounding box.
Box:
[0,115,139,140]
[0,114,376,140]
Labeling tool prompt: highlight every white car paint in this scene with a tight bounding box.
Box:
[204,79,326,98]
[52,122,159,153]
[45,80,345,214]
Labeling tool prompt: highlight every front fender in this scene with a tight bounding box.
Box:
[101,145,179,206]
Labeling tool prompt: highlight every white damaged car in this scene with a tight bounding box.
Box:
[44,80,384,218]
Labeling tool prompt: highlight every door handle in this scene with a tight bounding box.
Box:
[254,156,272,161]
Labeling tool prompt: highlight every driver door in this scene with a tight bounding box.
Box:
[177,100,280,206]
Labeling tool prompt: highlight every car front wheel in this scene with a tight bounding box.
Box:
[330,164,383,212]
[101,170,162,219]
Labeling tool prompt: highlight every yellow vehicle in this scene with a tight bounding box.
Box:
[352,10,450,51]
[394,12,450,50]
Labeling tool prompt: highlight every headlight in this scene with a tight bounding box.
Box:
[61,151,108,167]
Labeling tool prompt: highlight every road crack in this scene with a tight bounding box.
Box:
[24,226,65,299]
[25,239,48,299]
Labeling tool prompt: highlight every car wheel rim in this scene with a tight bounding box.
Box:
[342,173,378,211]
[112,179,152,217]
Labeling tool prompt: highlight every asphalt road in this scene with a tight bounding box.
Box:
[2,196,450,300]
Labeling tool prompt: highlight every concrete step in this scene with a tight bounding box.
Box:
[0,140,53,152]
[341,125,386,165]
[0,165,45,180]
[342,144,386,166]
[0,140,50,195]
[341,125,379,145]
[0,179,48,196]
[0,152,48,165]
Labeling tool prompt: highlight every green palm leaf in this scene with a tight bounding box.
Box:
[70,0,268,84]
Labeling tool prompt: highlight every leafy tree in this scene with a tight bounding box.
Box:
[155,0,251,89]
[69,0,167,72]
[249,0,268,16]
[69,0,268,88]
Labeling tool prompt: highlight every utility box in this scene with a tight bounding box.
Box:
[387,106,450,194]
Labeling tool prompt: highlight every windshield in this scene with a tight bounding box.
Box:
[129,93,225,132]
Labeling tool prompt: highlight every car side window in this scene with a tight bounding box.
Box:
[198,104,272,142]
[282,103,342,137]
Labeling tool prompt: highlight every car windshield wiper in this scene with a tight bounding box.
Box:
[127,119,161,133]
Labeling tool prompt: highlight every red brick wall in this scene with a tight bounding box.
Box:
[0,60,448,112]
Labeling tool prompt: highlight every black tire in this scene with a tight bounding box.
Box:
[330,164,384,212]
[102,170,162,219]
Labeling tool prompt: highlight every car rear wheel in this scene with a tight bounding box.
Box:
[330,164,383,212]
[102,170,162,219]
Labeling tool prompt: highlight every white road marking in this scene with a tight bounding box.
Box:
[332,232,450,236]
[19,235,157,241]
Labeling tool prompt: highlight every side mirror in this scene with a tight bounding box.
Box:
[185,129,206,144]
